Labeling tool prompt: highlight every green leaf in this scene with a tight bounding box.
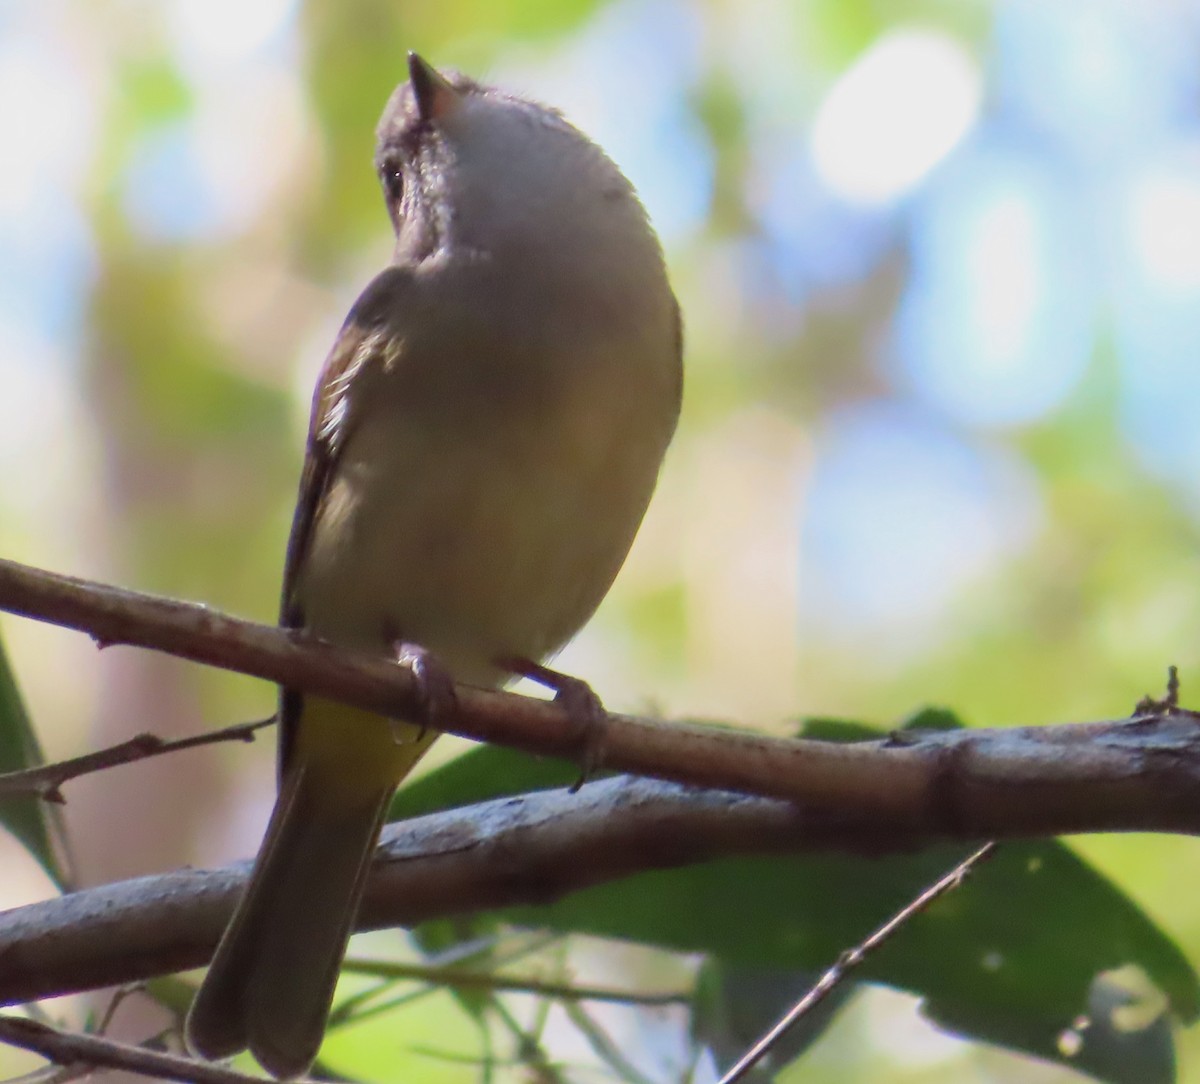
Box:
[0,631,70,889]
[495,842,1194,1080]
[925,965,1177,1084]
[388,742,583,822]
[396,714,1197,1082]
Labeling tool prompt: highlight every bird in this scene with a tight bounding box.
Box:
[185,52,682,1078]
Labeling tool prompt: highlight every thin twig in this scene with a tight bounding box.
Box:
[342,959,691,1007]
[560,999,660,1084]
[1134,665,1181,716]
[0,1065,86,1084]
[490,996,568,1084]
[94,983,146,1037]
[716,842,999,1084]
[329,933,559,1027]
[0,1015,270,1084]
[0,719,273,803]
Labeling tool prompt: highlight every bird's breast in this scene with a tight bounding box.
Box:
[297,312,676,687]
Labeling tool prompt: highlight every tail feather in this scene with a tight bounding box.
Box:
[186,764,394,1078]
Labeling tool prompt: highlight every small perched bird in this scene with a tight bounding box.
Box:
[185,53,681,1077]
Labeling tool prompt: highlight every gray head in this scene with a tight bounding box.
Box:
[374,54,661,277]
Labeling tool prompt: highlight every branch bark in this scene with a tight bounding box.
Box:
[0,778,867,1004]
[0,756,1191,1008]
[1,557,1199,834]
[2,558,1200,1007]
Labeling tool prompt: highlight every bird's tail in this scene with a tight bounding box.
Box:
[186,700,434,1078]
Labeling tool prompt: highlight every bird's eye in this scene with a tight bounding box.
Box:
[384,168,404,204]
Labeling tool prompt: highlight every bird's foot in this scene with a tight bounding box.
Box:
[394,640,458,741]
[499,657,608,791]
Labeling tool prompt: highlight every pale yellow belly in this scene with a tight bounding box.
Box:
[296,394,665,688]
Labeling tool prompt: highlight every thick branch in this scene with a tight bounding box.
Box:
[2,559,1200,1009]
[0,753,1195,1010]
[0,777,924,1005]
[1,558,1199,836]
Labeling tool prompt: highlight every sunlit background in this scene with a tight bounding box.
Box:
[3,0,1200,1081]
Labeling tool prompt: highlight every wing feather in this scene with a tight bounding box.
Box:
[277,266,414,774]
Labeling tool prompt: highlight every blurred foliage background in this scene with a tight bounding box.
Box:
[3,0,1200,1080]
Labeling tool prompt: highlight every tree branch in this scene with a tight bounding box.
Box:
[2,558,1200,1013]
[0,720,274,803]
[0,1015,266,1084]
[0,778,858,1005]
[0,759,1188,1009]
[1,557,1199,837]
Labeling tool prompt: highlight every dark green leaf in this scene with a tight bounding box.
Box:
[0,631,70,889]
[926,967,1177,1084]
[389,742,583,822]
[397,715,1197,1082]
[496,840,1194,1083]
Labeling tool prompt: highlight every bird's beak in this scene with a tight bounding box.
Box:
[408,52,461,123]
